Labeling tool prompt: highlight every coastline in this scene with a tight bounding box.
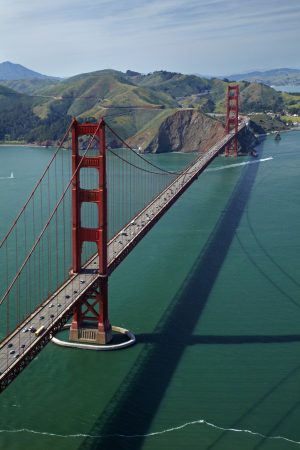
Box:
[1,127,299,151]
[0,143,60,149]
[254,127,300,138]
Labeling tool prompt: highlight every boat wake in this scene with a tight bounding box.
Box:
[0,172,14,180]
[207,157,273,172]
[0,417,299,445]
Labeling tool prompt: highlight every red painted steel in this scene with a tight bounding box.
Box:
[70,119,112,344]
[225,85,239,157]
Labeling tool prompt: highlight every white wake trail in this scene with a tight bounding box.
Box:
[0,417,299,445]
[0,172,14,180]
[207,157,273,172]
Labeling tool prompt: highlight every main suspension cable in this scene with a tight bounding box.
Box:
[105,123,183,176]
[107,148,178,176]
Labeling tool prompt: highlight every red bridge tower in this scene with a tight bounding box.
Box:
[69,119,112,345]
[225,85,239,157]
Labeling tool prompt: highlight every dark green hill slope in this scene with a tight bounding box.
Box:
[0,85,70,142]
[0,85,39,141]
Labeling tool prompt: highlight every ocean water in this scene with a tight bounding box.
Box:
[272,85,300,93]
[0,132,299,450]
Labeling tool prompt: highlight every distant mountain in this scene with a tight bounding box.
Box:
[226,68,300,86]
[0,61,57,80]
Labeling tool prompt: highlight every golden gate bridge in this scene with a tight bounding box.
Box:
[0,86,242,392]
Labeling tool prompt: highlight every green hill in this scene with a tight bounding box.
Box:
[0,85,38,141]
[239,83,284,112]
[133,71,211,97]
[0,78,61,95]
[281,91,300,114]
[0,85,70,142]
[0,68,292,145]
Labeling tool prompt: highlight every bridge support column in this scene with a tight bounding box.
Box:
[69,118,112,345]
[96,275,112,344]
[69,278,112,344]
[225,85,239,157]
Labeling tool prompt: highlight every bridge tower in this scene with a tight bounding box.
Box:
[69,119,112,345]
[225,85,239,157]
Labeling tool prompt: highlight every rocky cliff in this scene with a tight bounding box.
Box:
[142,109,257,155]
[144,110,225,153]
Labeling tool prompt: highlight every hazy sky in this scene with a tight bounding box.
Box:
[1,0,299,78]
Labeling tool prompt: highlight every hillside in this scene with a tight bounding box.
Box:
[281,91,300,114]
[59,70,178,140]
[248,114,288,134]
[31,69,177,125]
[126,109,178,150]
[0,67,293,146]
[132,71,211,96]
[0,85,38,141]
[0,69,179,143]
[227,68,300,86]
[0,78,61,95]
[0,61,57,80]
[239,83,284,112]
[0,84,71,142]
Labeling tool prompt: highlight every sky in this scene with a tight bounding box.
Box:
[0,0,299,78]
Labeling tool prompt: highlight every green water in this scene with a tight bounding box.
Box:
[0,132,299,450]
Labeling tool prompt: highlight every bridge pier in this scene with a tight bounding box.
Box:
[69,118,112,346]
[69,278,112,345]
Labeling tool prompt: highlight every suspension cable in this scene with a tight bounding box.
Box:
[0,120,102,306]
[107,126,222,180]
[107,148,178,176]
[105,123,183,176]
[0,120,73,249]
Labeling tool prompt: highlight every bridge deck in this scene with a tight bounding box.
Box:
[0,124,245,391]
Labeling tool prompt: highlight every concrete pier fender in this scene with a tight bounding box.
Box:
[51,324,135,350]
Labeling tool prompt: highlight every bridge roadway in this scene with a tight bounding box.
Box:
[0,123,246,392]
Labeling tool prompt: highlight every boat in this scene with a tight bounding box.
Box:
[274,132,281,141]
[10,172,14,179]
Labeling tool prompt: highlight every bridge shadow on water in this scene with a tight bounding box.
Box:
[137,334,300,345]
[78,153,267,450]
